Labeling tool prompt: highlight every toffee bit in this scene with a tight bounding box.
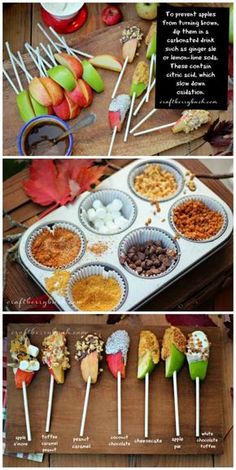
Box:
[145,217,152,226]
[87,242,108,256]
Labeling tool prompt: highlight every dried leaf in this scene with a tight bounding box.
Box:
[203,119,233,148]
[165,314,217,327]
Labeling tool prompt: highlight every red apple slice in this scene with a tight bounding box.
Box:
[89,54,122,72]
[67,78,93,108]
[53,97,70,120]
[29,77,52,107]
[40,77,64,106]
[54,52,83,79]
[65,93,81,119]
[15,369,35,389]
[106,352,125,378]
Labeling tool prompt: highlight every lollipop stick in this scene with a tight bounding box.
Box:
[55,42,93,59]
[3,67,19,94]
[45,374,54,433]
[5,42,23,92]
[22,381,32,441]
[146,54,155,102]
[80,376,91,437]
[133,121,176,137]
[196,377,200,437]
[173,371,180,437]
[144,372,149,438]
[130,108,157,134]
[124,92,136,142]
[117,371,122,435]
[111,56,129,99]
[133,79,156,116]
[108,126,117,157]
[37,23,61,53]
[16,51,33,83]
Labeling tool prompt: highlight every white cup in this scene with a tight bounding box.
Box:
[41,2,84,20]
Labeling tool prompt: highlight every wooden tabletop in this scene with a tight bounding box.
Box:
[3,313,233,467]
[3,3,233,157]
[3,158,233,312]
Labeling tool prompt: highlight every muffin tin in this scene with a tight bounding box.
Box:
[18,159,233,311]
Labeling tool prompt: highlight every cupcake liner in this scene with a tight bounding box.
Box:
[119,227,180,279]
[169,195,228,243]
[78,189,137,235]
[66,263,128,311]
[26,221,86,270]
[128,160,184,202]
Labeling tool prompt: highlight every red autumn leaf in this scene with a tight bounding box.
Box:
[22,159,107,214]
[165,314,217,327]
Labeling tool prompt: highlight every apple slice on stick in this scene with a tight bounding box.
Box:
[42,331,70,433]
[137,331,160,438]
[106,330,130,435]
[108,94,131,156]
[75,333,104,437]
[124,61,149,142]
[146,53,155,103]
[161,327,187,437]
[145,22,157,102]
[186,331,210,438]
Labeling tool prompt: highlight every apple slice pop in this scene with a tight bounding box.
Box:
[75,333,104,437]
[186,331,210,437]
[124,61,149,142]
[106,330,130,435]
[8,331,40,441]
[145,22,157,102]
[137,330,160,438]
[42,331,70,433]
[108,94,131,156]
[161,327,187,437]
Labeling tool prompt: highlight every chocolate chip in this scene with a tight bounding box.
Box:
[121,240,176,277]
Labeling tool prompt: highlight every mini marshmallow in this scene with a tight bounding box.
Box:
[19,360,30,371]
[96,207,106,219]
[116,216,128,228]
[93,199,104,210]
[27,344,39,358]
[28,360,40,372]
[106,203,115,213]
[111,198,123,211]
[104,213,113,224]
[94,219,105,230]
[110,210,121,220]
[87,208,96,221]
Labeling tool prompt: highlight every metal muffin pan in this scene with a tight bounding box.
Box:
[19,158,233,311]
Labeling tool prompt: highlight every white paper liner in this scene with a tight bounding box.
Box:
[78,189,137,235]
[128,160,184,202]
[169,195,228,243]
[66,263,128,311]
[119,227,180,279]
[26,221,86,270]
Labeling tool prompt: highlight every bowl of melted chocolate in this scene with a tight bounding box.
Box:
[18,116,74,156]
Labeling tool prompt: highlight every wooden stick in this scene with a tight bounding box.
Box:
[124,92,136,142]
[144,372,149,438]
[108,126,117,157]
[111,56,129,99]
[173,371,180,437]
[45,374,54,433]
[196,377,200,438]
[3,67,19,94]
[196,173,233,180]
[80,376,92,437]
[117,371,122,435]
[130,108,157,134]
[5,42,23,92]
[55,42,93,59]
[22,381,32,441]
[133,79,156,116]
[134,121,176,137]
[37,23,61,52]
[146,53,155,102]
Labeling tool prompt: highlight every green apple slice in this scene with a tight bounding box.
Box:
[146,33,156,59]
[48,65,76,91]
[137,351,156,379]
[130,82,147,97]
[16,90,35,123]
[82,60,104,93]
[165,344,185,378]
[30,95,48,116]
[189,360,208,381]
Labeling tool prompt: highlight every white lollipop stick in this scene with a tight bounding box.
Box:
[133,121,176,137]
[36,47,47,77]
[111,56,129,99]
[25,43,44,75]
[108,126,117,157]
[22,381,32,441]
[49,28,81,61]
[40,43,56,66]
[3,67,19,94]
[196,377,200,437]
[47,44,57,65]
[55,42,93,59]
[80,376,92,437]
[26,43,52,69]
[173,371,180,437]
[133,79,156,116]
[37,23,61,52]
[124,92,136,142]
[146,54,155,102]
[144,372,149,438]
[5,42,23,91]
[117,371,122,435]
[130,108,157,134]
[16,51,33,83]
[45,374,54,433]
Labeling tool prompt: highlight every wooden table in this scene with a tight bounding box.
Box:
[3,159,233,312]
[3,3,232,156]
[3,313,233,467]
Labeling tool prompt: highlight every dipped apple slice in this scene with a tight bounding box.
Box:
[75,333,104,436]
[186,331,210,437]
[124,61,149,142]
[9,331,40,441]
[108,94,131,156]
[42,331,70,432]
[161,327,187,437]
[137,330,160,438]
[106,330,130,435]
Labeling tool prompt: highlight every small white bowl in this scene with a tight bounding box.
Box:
[41,2,83,20]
